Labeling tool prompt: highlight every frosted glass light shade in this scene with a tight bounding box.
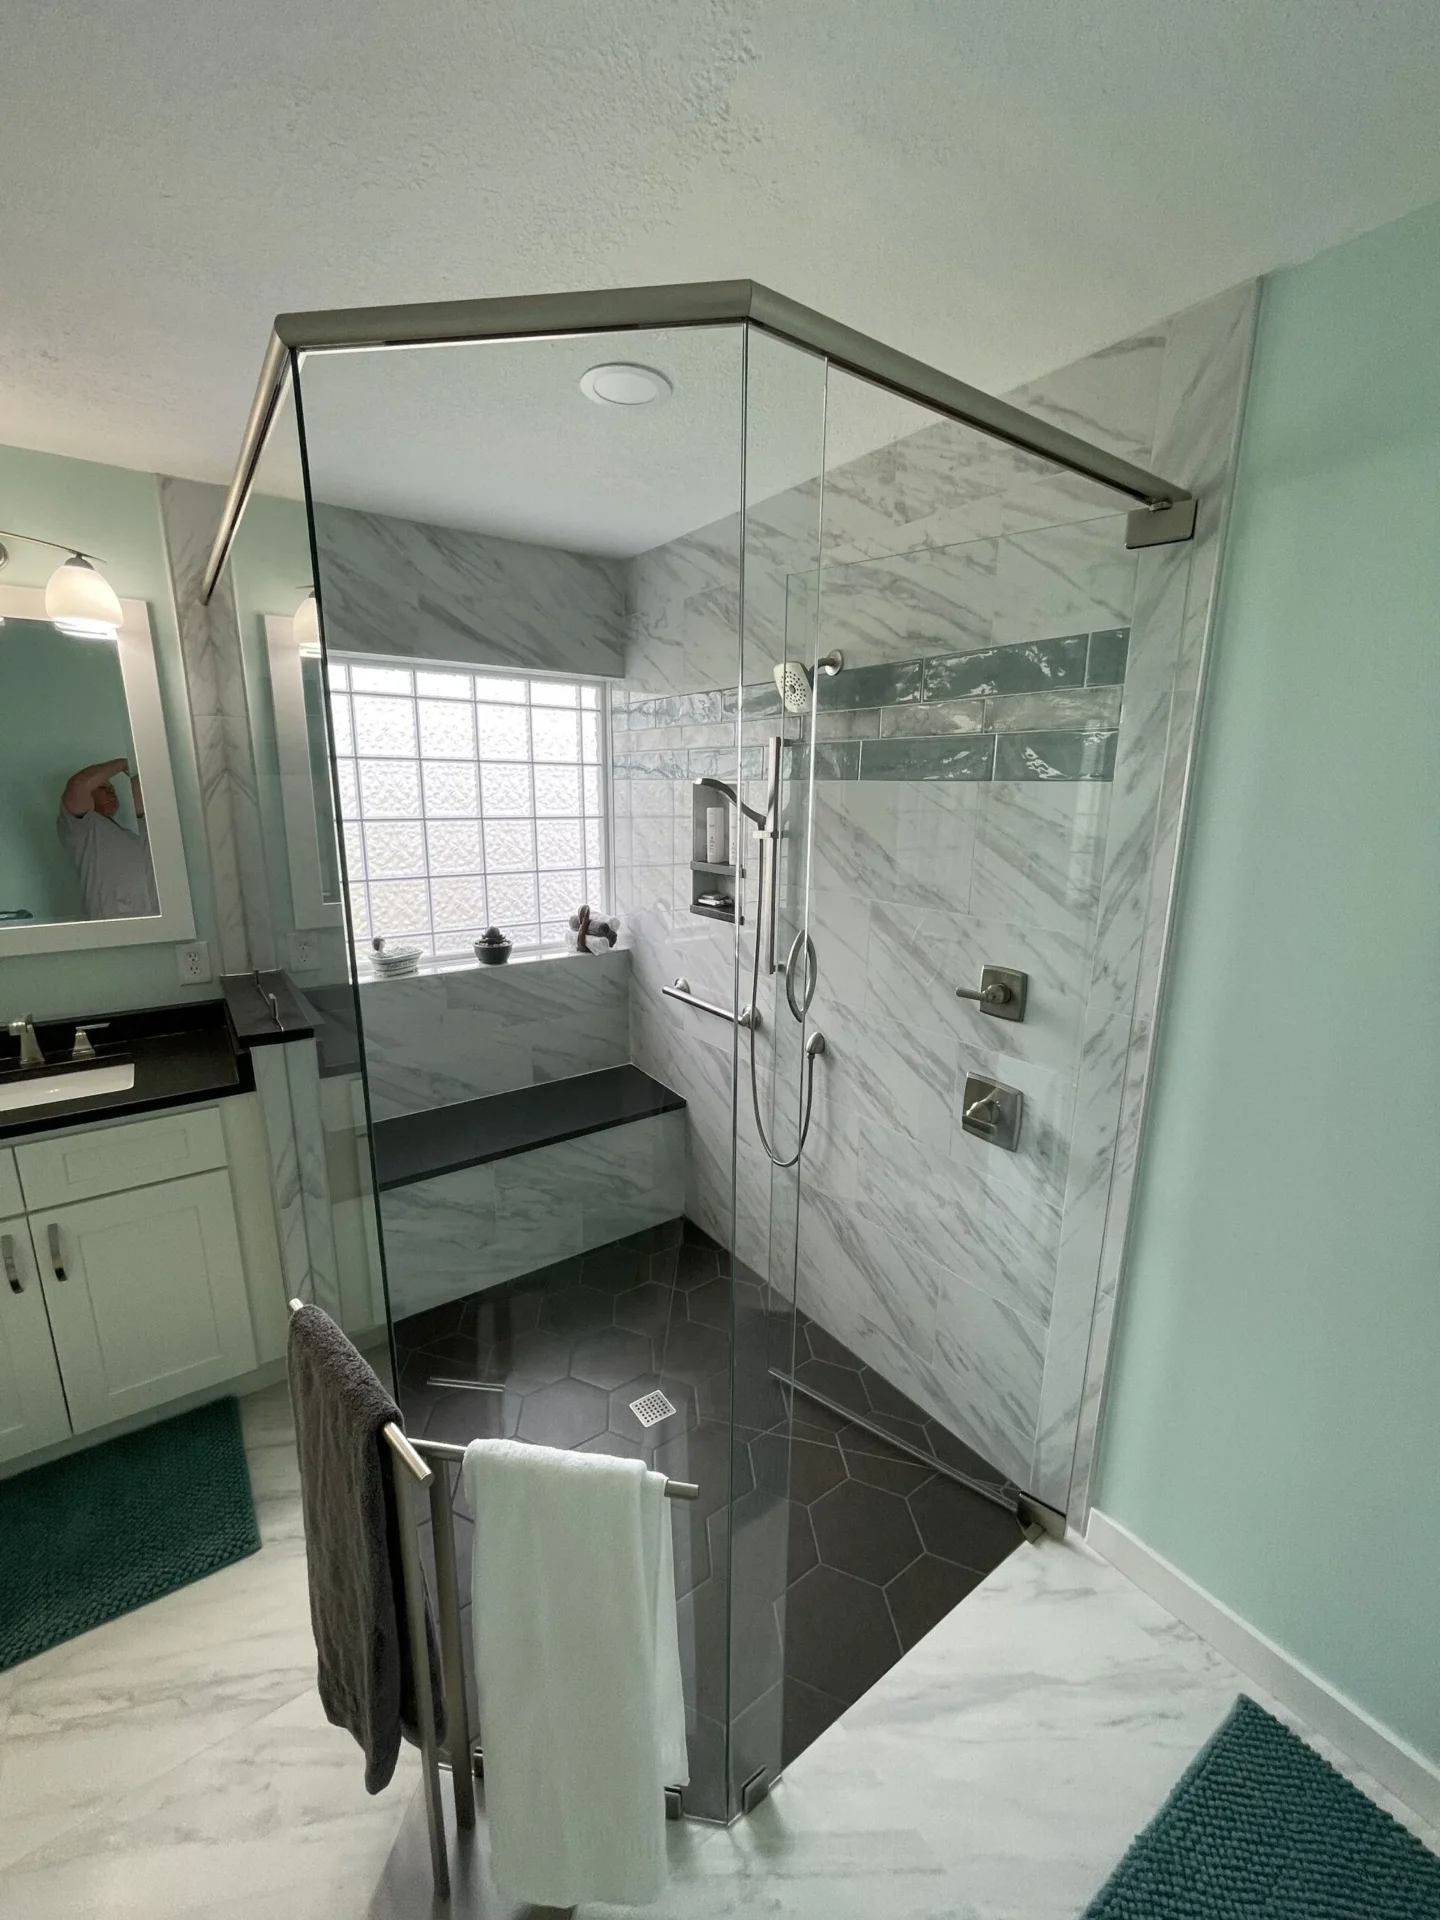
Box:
[293,590,321,651]
[45,554,122,637]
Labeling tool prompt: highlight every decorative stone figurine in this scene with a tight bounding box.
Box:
[570,904,619,954]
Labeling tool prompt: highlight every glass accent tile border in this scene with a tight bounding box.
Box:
[326,657,608,955]
[614,629,1127,784]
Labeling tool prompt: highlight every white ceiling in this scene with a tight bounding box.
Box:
[289,329,934,555]
[3,0,1440,549]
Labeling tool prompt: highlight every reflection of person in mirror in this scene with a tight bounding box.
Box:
[56,758,158,918]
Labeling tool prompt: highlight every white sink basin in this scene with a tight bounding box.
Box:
[0,1061,136,1114]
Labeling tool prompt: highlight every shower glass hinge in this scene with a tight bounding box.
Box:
[1125,497,1198,548]
[665,1786,684,1822]
[740,1767,771,1815]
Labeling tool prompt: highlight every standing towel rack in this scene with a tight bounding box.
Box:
[286,1300,698,1901]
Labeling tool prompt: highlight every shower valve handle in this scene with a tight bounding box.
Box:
[953,965,1029,1023]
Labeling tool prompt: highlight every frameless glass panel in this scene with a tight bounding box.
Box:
[224,380,389,1347]
[294,322,750,1819]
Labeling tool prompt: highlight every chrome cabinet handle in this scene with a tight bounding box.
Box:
[1,1234,20,1294]
[47,1223,66,1282]
[783,930,818,1022]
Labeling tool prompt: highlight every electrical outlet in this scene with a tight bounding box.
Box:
[176,940,212,985]
[290,934,316,971]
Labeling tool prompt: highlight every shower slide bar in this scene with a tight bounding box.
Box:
[664,976,759,1027]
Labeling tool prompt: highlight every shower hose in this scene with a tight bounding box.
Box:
[747,880,826,1172]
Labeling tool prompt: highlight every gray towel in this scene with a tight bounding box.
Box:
[287,1304,445,1792]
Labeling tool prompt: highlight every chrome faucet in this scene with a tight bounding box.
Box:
[8,1017,45,1069]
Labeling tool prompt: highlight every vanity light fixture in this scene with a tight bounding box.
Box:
[293,589,320,651]
[0,530,123,638]
[579,363,672,407]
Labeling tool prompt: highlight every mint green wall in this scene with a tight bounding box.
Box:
[0,443,218,1017]
[1099,200,1440,1764]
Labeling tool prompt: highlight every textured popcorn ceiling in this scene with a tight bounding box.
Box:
[3,0,1440,548]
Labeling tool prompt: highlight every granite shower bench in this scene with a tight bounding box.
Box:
[372,1063,686,1320]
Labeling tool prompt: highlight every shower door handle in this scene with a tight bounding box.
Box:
[783,930,818,1022]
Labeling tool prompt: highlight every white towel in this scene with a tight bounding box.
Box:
[462,1438,688,1908]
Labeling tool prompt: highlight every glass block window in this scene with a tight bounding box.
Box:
[326,658,608,956]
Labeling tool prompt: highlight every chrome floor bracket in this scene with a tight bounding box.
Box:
[740,1767,771,1815]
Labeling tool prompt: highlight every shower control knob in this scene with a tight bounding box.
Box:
[953,965,1028,1023]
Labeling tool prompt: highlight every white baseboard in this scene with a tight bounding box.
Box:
[1086,1507,1440,1830]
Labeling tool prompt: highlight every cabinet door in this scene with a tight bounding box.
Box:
[0,1214,72,1464]
[34,1172,258,1433]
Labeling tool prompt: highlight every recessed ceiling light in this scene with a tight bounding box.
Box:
[579,363,672,407]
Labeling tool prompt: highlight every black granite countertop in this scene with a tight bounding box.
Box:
[0,1000,252,1143]
[374,1063,685,1191]
[220,969,319,1047]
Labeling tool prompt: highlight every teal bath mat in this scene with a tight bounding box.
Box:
[1085,1694,1440,1918]
[0,1395,261,1669]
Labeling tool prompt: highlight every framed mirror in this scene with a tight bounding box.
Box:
[0,584,195,952]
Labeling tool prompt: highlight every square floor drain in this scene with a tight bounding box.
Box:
[629,1389,677,1429]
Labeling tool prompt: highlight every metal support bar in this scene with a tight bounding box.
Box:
[427,1464,477,1831]
[382,1423,450,1901]
[663,978,758,1029]
[200,278,1194,602]
[199,333,291,602]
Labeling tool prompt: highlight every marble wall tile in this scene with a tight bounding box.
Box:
[159,476,273,972]
[924,632,1088,700]
[311,504,625,679]
[866,900,1092,1074]
[857,736,995,782]
[356,950,632,1119]
[993,728,1118,781]
[815,538,997,663]
[930,1281,1045,1484]
[993,519,1138,648]
[809,781,979,913]
[1056,280,1260,1526]
[381,1110,685,1318]
[971,780,1111,937]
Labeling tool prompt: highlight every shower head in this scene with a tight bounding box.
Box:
[772,650,843,714]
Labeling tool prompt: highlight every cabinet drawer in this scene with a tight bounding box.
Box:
[0,1150,19,1218]
[15,1106,227,1211]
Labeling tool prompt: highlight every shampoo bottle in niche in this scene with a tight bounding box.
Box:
[705,805,729,865]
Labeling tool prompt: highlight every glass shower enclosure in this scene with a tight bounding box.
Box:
[208,283,1196,1824]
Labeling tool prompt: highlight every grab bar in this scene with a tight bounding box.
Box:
[664,977,759,1030]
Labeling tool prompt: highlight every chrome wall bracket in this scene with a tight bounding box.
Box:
[1125,498,1198,549]
[961,1074,1024,1151]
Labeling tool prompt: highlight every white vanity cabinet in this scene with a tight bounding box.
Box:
[29,1171,256,1433]
[0,1214,73,1465]
[0,1102,273,1468]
